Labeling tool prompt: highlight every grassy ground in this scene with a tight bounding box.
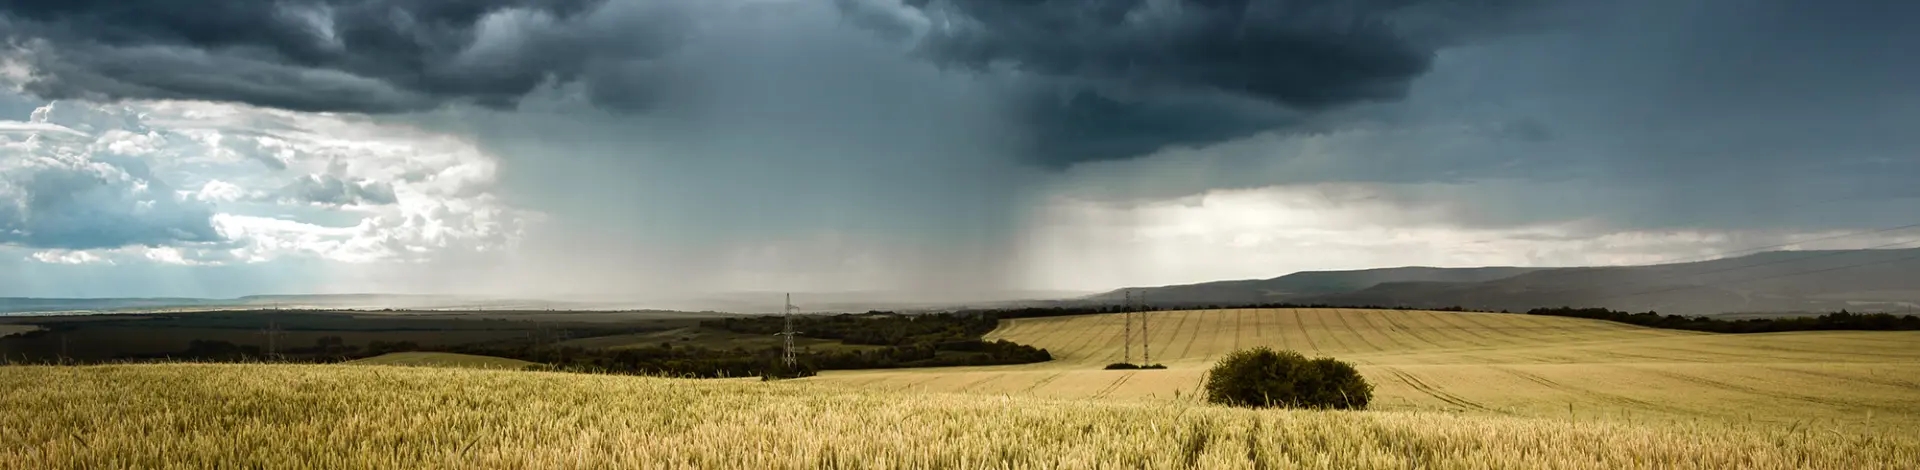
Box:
[811,308,1920,432]
[4,363,1915,469]
[344,352,539,370]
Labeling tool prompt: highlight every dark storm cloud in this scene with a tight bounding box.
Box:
[0,0,685,112]
[5,0,1547,168]
[843,0,1545,166]
[1063,0,1920,232]
[1405,0,1920,231]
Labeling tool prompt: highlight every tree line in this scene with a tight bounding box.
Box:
[698,311,1052,369]
[31,312,1053,378]
[1524,307,1920,333]
[423,312,1052,378]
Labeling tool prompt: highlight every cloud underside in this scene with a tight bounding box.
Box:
[3,0,1542,167]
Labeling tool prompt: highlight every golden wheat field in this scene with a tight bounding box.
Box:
[812,309,1920,432]
[5,363,1918,469]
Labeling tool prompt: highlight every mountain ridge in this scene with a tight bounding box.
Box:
[1097,248,1920,315]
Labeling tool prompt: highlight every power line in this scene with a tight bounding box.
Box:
[1140,290,1150,366]
[257,319,282,360]
[1123,290,1133,365]
[775,293,802,369]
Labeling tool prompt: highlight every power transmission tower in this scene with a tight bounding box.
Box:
[258,319,283,360]
[1140,290,1150,366]
[775,293,802,368]
[1123,290,1134,365]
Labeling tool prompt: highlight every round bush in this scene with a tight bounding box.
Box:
[1202,347,1372,409]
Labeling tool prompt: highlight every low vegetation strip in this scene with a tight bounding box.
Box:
[3,364,1915,469]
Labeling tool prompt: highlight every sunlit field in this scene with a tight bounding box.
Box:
[5,364,1917,469]
[813,309,1920,432]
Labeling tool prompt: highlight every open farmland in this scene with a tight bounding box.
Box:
[5,363,1917,469]
[811,308,1920,431]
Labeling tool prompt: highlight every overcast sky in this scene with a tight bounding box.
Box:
[2,0,1917,299]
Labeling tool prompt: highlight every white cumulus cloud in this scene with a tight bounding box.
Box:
[2,98,529,266]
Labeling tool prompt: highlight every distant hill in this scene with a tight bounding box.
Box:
[0,297,239,315]
[1082,266,1546,305]
[1301,248,1920,315]
[0,294,545,315]
[1093,248,1920,316]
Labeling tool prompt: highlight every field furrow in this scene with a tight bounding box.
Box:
[1405,310,1490,350]
[1335,309,1394,355]
[1487,366,1715,419]
[818,308,1920,433]
[1287,309,1322,354]
[1177,311,1211,361]
[1091,371,1137,399]
[1352,310,1422,353]
[1381,367,1496,413]
[1752,364,1920,391]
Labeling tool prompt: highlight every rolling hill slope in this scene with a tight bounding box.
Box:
[812,308,1920,431]
[1082,266,1545,305]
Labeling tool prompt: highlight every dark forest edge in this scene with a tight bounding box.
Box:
[1521,307,1920,333]
[0,312,1053,379]
[444,312,1052,378]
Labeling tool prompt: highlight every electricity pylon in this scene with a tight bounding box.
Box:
[1124,290,1134,365]
[1140,290,1150,366]
[775,293,801,368]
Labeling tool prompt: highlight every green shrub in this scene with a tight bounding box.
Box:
[1103,363,1140,370]
[1140,363,1167,369]
[1202,347,1371,409]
